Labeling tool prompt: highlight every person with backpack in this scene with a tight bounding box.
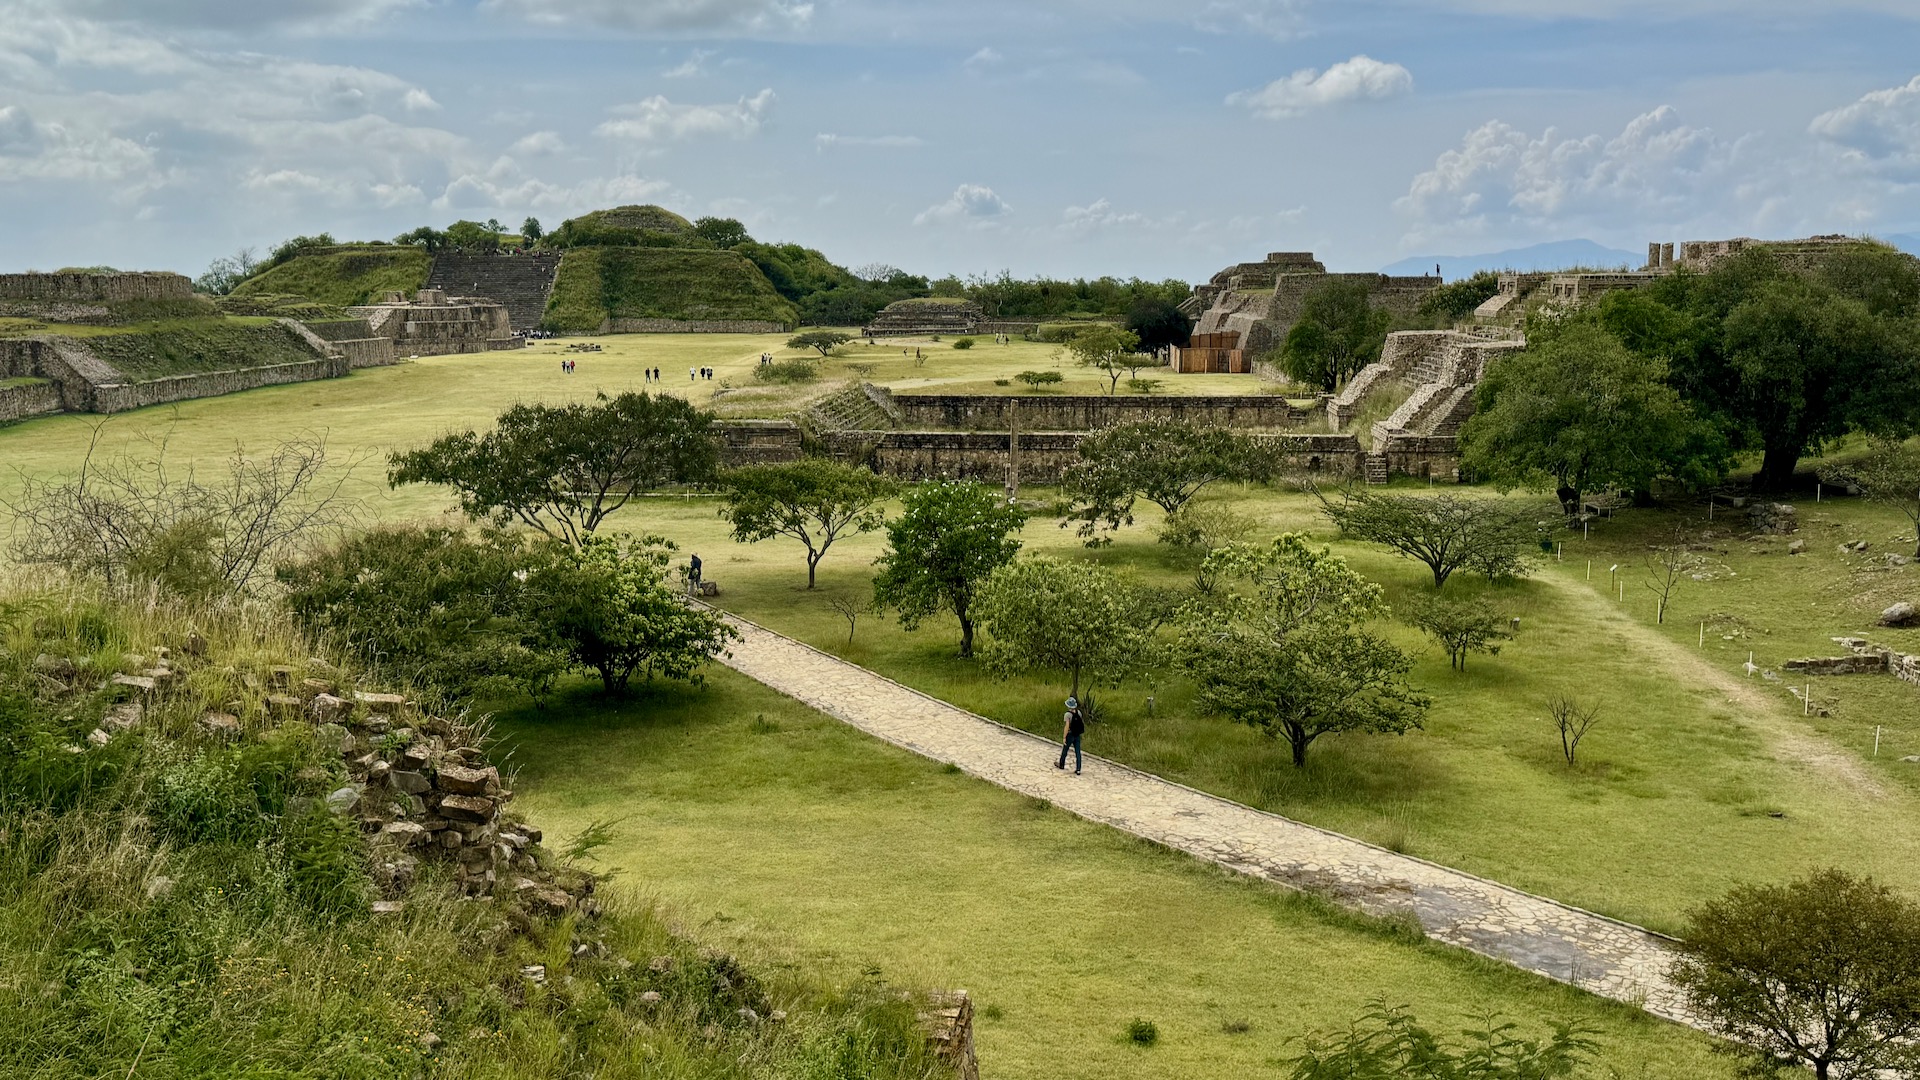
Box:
[1056,697,1085,774]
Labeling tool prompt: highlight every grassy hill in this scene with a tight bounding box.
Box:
[231,247,432,308]
[79,320,328,380]
[543,247,800,332]
[0,592,956,1078]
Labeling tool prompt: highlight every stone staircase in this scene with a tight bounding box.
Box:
[807,382,896,434]
[1363,452,1390,485]
[425,253,561,331]
[1427,384,1478,436]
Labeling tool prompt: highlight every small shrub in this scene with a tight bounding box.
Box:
[1126,1018,1159,1046]
[1015,370,1063,389]
[952,337,974,350]
[748,714,781,735]
[993,379,1011,386]
[755,359,820,385]
[286,804,369,916]
[981,1003,1005,1021]
[1220,1018,1252,1035]
[1125,378,1162,395]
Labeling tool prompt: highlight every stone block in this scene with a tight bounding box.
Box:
[1879,602,1918,628]
[440,794,496,823]
[310,693,350,721]
[111,674,156,694]
[104,703,144,731]
[355,691,407,708]
[389,770,431,795]
[381,821,429,847]
[200,711,242,738]
[436,763,499,796]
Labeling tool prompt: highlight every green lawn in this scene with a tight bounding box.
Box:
[498,669,1729,1080]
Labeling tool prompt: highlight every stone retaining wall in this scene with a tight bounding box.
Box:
[0,271,194,302]
[336,337,397,368]
[717,420,805,465]
[90,356,351,414]
[846,430,1362,483]
[605,318,790,335]
[892,393,1307,431]
[0,380,63,423]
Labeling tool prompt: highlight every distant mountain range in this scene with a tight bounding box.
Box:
[1380,240,1643,279]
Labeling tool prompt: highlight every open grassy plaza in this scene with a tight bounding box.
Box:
[8,329,1919,1076]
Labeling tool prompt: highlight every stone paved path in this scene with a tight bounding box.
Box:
[715,612,1694,1027]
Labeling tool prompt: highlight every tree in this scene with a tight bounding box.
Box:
[520,533,739,695]
[522,216,543,243]
[1405,594,1513,671]
[718,459,894,588]
[6,428,360,597]
[1415,271,1502,326]
[1461,322,1723,514]
[1177,534,1428,768]
[974,558,1156,702]
[693,216,751,248]
[1644,534,1705,625]
[1060,420,1273,544]
[194,248,260,295]
[279,526,562,702]
[444,220,501,251]
[389,392,717,546]
[1671,868,1920,1080]
[1125,297,1194,352]
[1280,279,1393,393]
[1067,325,1142,396]
[1315,488,1541,589]
[787,330,853,357]
[1286,1003,1597,1080]
[1546,695,1600,766]
[393,225,448,252]
[1820,438,1920,557]
[872,480,1027,658]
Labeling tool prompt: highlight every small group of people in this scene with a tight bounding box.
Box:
[991,333,1014,345]
[518,329,560,340]
[640,366,664,383]
[558,358,579,374]
[901,347,923,360]
[692,366,717,381]
[758,352,774,365]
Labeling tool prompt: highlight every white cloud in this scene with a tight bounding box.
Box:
[1190,0,1308,40]
[56,0,420,30]
[914,183,1010,226]
[1810,75,1920,180]
[663,49,717,78]
[815,133,925,151]
[595,89,775,143]
[964,47,1003,71]
[1228,56,1413,120]
[401,87,439,112]
[1060,198,1151,232]
[509,130,567,155]
[1395,106,1748,247]
[480,0,813,34]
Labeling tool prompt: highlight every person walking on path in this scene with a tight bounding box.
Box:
[689,552,703,595]
[1056,697,1085,774]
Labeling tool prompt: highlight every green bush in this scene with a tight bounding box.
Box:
[755,359,821,385]
[1126,1018,1159,1045]
[952,337,974,350]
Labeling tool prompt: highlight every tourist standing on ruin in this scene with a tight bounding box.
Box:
[1056,698,1085,775]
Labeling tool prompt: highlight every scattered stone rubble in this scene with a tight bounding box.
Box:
[1784,637,1920,689]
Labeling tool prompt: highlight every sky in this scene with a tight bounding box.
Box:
[1,0,1917,283]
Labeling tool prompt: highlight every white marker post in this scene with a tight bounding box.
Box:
[1875,726,1882,758]
[1699,622,1705,648]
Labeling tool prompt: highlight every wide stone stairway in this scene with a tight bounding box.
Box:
[426,252,561,332]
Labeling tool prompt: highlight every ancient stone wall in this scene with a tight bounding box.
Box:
[605,318,790,334]
[847,430,1361,483]
[90,356,351,414]
[716,420,805,466]
[0,380,63,423]
[892,394,1307,431]
[1381,435,1464,480]
[335,337,397,368]
[0,271,194,302]
[303,318,378,343]
[351,297,520,356]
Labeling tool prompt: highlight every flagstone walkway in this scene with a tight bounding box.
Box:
[714,611,1695,1027]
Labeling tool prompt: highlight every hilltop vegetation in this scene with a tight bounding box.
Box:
[230,247,432,307]
[543,247,802,332]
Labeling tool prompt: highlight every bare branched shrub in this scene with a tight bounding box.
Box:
[1644,528,1705,625]
[1548,695,1601,766]
[4,424,363,597]
[827,593,872,643]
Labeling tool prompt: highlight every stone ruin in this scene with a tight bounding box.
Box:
[0,270,200,323]
[1178,250,1441,357]
[56,633,978,1075]
[348,288,522,357]
[862,299,984,338]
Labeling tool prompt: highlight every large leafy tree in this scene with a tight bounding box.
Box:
[1059,420,1273,545]
[1622,248,1920,491]
[872,480,1027,657]
[389,392,717,546]
[520,533,739,695]
[1415,270,1501,326]
[1280,278,1393,393]
[1671,868,1920,1080]
[1178,534,1427,768]
[1315,488,1542,589]
[974,557,1157,701]
[1066,325,1143,396]
[1461,321,1723,512]
[718,459,895,588]
[1124,297,1195,352]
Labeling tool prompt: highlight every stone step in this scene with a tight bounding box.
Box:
[1363,452,1390,485]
